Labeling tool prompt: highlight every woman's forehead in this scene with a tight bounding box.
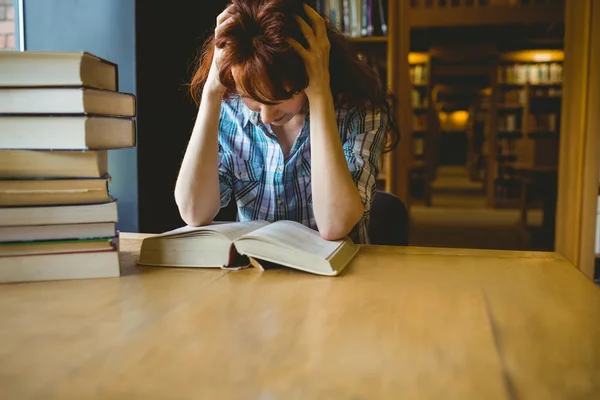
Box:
[232,69,285,89]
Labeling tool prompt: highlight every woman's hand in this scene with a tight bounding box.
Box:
[205,6,234,96]
[287,4,332,100]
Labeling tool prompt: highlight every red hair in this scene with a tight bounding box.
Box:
[190,0,399,149]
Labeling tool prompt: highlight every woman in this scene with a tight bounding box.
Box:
[175,0,399,243]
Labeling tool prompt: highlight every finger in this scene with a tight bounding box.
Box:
[303,4,326,38]
[215,17,233,38]
[295,16,316,47]
[216,5,234,26]
[286,38,309,60]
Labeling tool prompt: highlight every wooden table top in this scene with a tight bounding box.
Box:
[2,233,600,399]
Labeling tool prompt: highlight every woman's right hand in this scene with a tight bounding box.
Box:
[205,6,234,96]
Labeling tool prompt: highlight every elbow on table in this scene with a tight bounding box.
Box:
[180,213,213,227]
[319,229,348,241]
[175,197,218,227]
[318,207,364,241]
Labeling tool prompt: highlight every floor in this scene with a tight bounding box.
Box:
[409,166,542,250]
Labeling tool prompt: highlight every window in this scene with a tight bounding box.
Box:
[0,0,15,51]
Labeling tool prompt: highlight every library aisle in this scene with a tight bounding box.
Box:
[410,166,542,250]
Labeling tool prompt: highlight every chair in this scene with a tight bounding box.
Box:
[368,190,409,246]
[214,197,238,222]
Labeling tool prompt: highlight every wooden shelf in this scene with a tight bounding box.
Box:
[500,50,565,63]
[410,161,426,170]
[495,202,522,210]
[499,82,527,88]
[348,36,388,44]
[512,165,558,173]
[497,105,524,111]
[527,131,560,139]
[498,155,518,163]
[408,2,564,28]
[529,83,563,88]
[497,132,524,140]
[499,82,563,88]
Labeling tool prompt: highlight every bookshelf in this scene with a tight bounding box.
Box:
[388,0,565,208]
[408,52,433,204]
[332,0,397,192]
[324,1,565,206]
[408,0,564,28]
[349,36,389,43]
[489,50,564,217]
[466,88,491,182]
[490,50,563,208]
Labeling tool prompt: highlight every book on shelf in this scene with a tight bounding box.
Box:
[411,89,428,108]
[0,150,108,178]
[499,88,526,106]
[412,114,428,131]
[410,64,428,85]
[0,115,135,150]
[498,63,563,85]
[0,88,135,116]
[328,0,343,30]
[414,138,424,156]
[528,113,558,133]
[497,114,521,132]
[0,51,118,91]
[138,220,359,277]
[325,0,387,38]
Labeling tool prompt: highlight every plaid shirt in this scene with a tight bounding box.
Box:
[217,96,387,244]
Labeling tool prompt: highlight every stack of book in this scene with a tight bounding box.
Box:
[0,51,136,283]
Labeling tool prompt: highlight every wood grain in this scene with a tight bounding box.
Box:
[556,0,599,278]
[0,234,599,399]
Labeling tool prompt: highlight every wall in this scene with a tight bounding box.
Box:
[136,0,229,233]
[23,0,138,232]
[0,0,15,50]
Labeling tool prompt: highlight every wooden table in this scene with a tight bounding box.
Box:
[2,234,600,399]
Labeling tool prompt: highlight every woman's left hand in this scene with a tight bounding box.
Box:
[287,4,332,100]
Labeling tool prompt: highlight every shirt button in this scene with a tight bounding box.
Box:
[277,166,283,172]
[277,199,283,205]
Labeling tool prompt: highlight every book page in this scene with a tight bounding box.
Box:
[155,220,269,241]
[241,220,343,258]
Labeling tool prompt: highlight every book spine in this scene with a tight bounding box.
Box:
[343,0,350,35]
[367,0,374,36]
[361,0,368,36]
[378,0,387,35]
[351,0,361,37]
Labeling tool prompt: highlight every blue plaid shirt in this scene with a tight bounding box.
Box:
[217,96,387,244]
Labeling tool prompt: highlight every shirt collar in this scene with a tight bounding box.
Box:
[239,99,259,128]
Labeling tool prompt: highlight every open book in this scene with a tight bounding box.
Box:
[137,220,359,276]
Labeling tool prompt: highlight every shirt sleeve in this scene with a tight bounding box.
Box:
[217,104,235,209]
[342,106,388,218]
[218,142,234,208]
